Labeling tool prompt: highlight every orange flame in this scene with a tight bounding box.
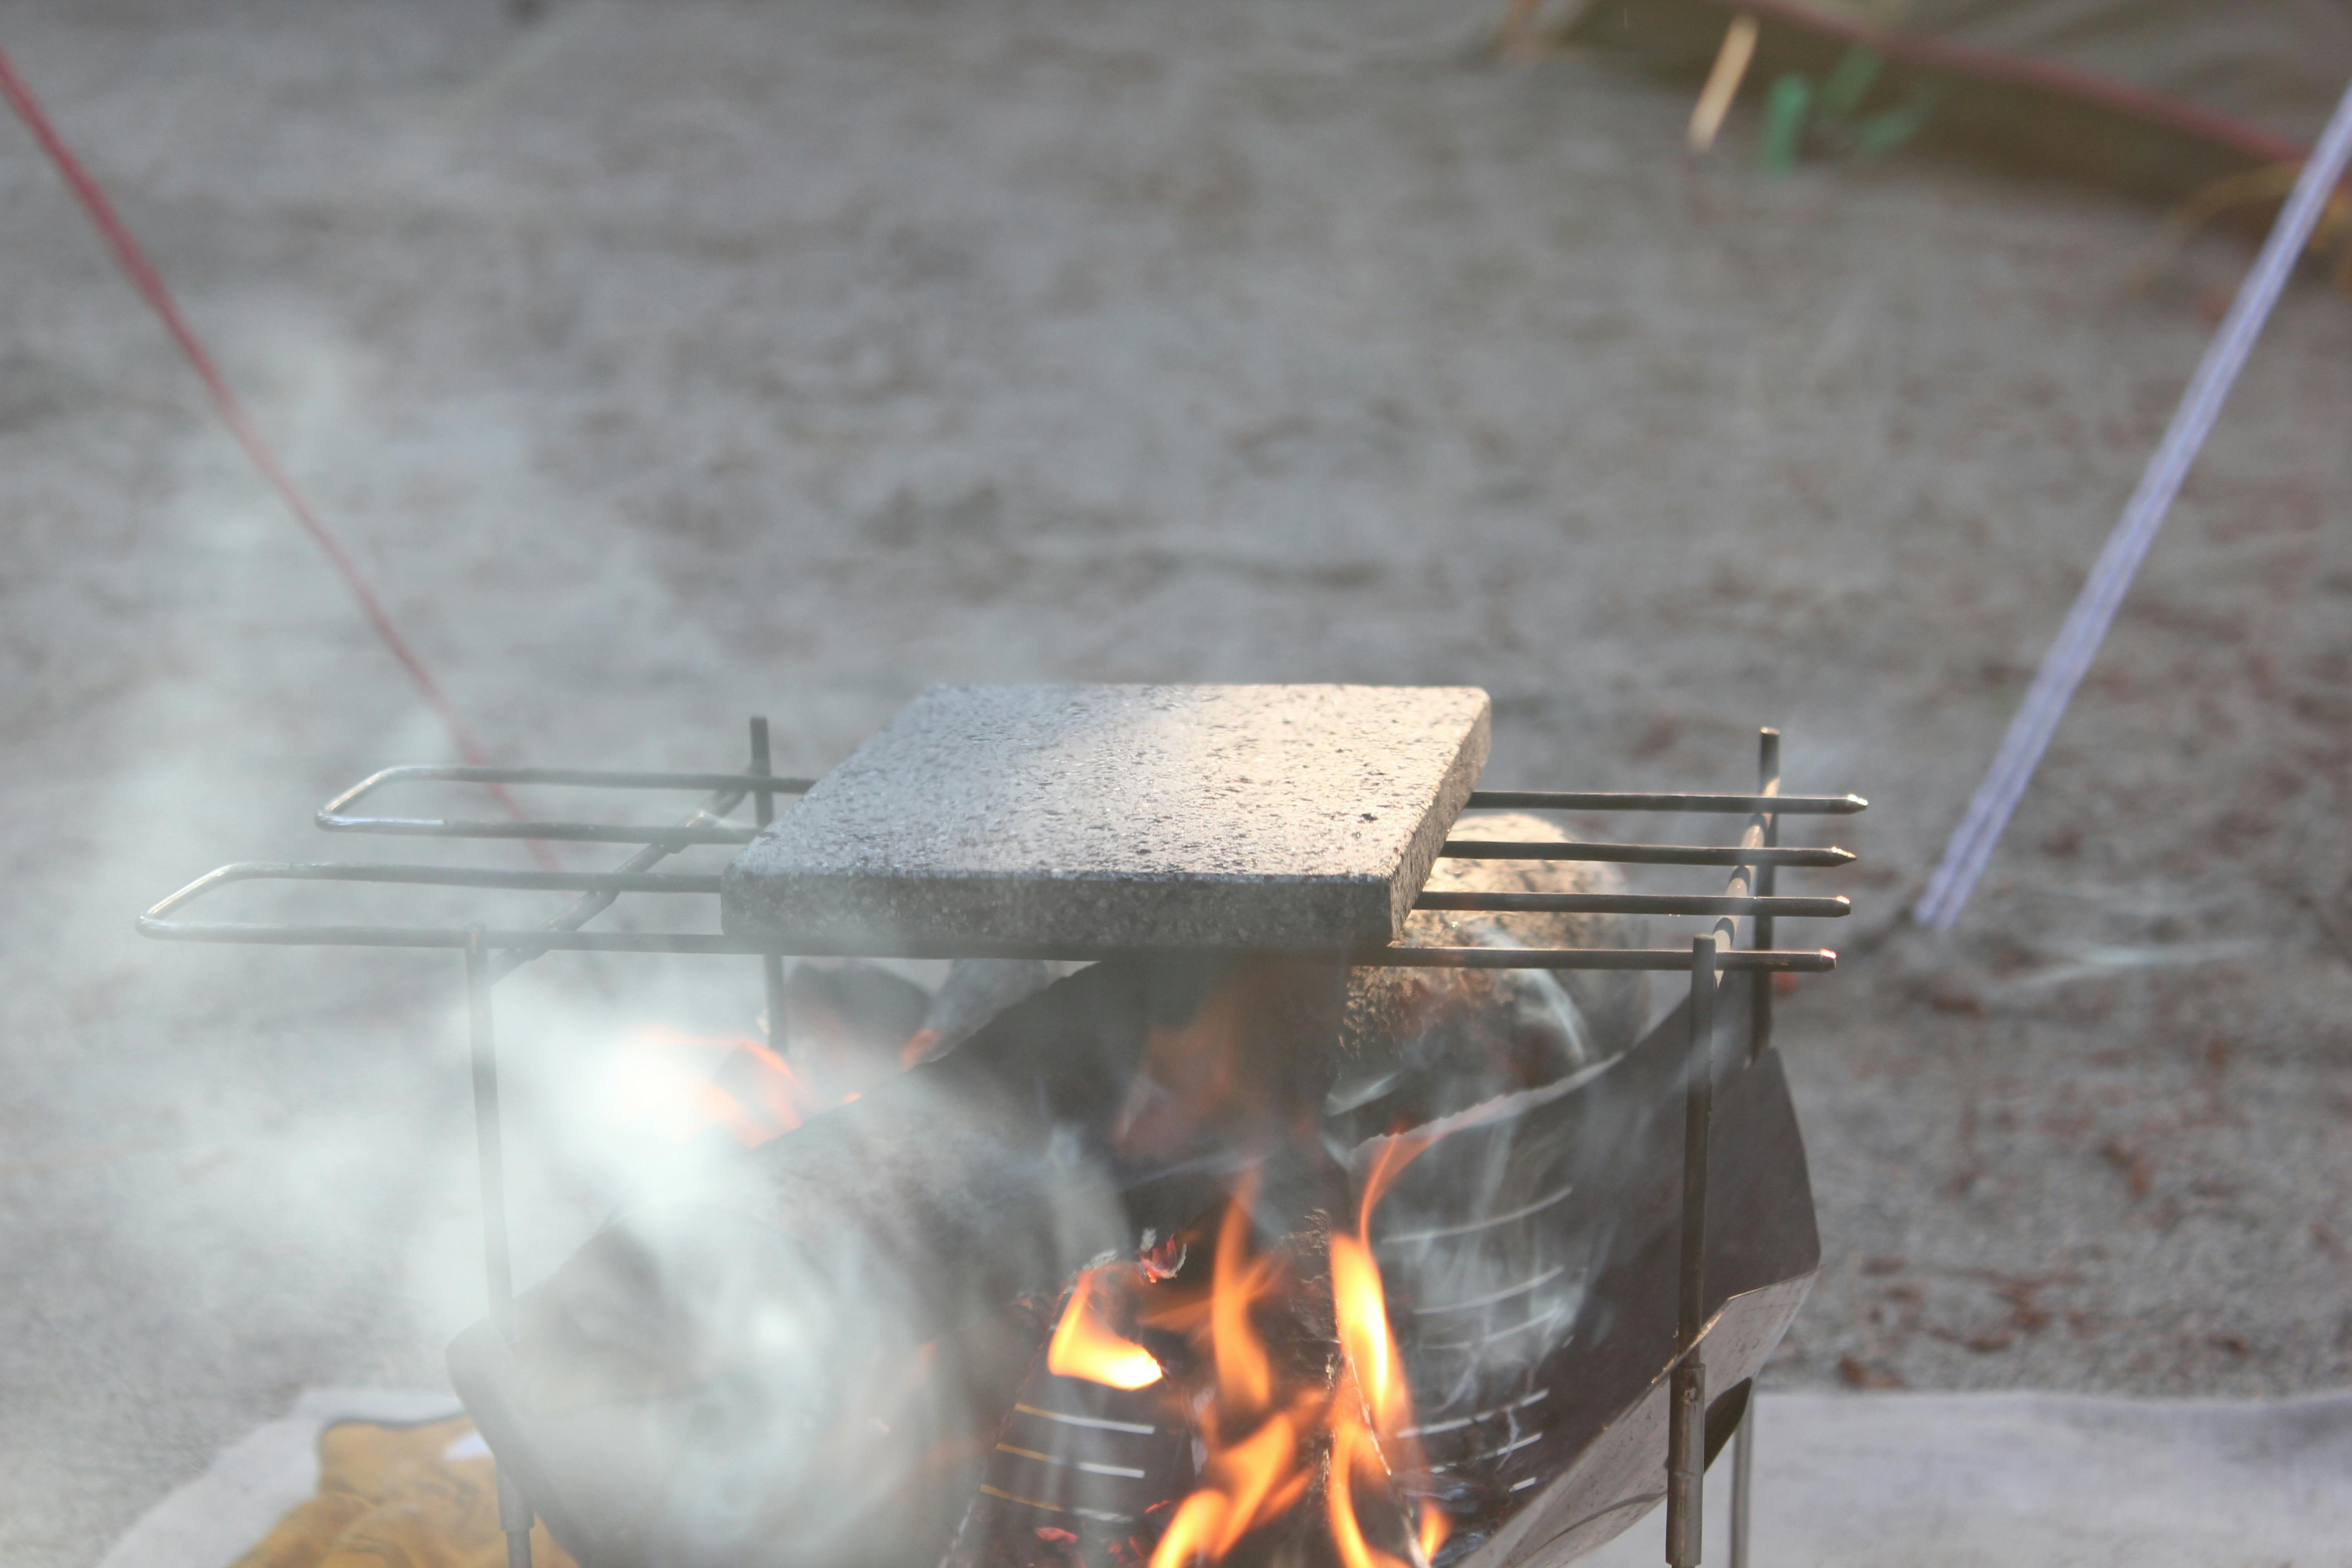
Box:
[1210,1196,1275,1414]
[1419,1497,1451,1563]
[1327,1406,1410,1568]
[1330,1233,1408,1439]
[1339,1131,1448,1564]
[1144,1190,1318,1568]
[1048,1267,1164,1391]
[1356,1131,1437,1242]
[1141,1139,1448,1568]
[1146,1394,1319,1568]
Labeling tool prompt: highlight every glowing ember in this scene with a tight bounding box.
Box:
[1048,1267,1165,1391]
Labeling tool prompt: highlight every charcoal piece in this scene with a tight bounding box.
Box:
[1328,814,1650,1143]
[723,683,1492,951]
[451,956,1353,1568]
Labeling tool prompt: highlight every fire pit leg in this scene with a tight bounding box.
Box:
[1728,729,1777,1568]
[465,929,535,1568]
[497,1469,535,1568]
[749,715,789,1058]
[1749,728,1779,1066]
[1728,1396,1754,1568]
[1666,931,1717,1568]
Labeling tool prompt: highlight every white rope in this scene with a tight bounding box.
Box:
[1914,78,2352,932]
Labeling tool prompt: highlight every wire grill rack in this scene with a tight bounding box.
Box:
[142,718,1861,974]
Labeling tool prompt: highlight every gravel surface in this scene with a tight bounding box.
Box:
[2,1,2348,1563]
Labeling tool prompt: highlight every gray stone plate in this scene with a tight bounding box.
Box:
[722,684,1490,951]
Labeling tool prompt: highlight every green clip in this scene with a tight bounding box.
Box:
[1759,74,1813,174]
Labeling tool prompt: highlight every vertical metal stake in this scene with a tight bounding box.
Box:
[1728,731,1777,1568]
[750,716,789,1055]
[1750,728,1780,1065]
[1729,1393,1754,1568]
[465,929,534,1568]
[466,929,515,1334]
[1666,933,1718,1568]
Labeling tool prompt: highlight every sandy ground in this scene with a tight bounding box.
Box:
[1,0,2349,1563]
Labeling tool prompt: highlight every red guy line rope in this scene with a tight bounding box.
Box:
[0,45,554,862]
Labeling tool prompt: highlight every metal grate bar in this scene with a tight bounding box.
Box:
[133,915,1838,970]
[143,862,722,905]
[316,819,755,846]
[1440,840,1851,868]
[316,763,805,844]
[1360,946,1833,973]
[1416,891,1847,919]
[322,764,817,805]
[1467,790,1863,815]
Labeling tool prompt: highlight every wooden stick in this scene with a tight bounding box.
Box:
[1688,14,1760,153]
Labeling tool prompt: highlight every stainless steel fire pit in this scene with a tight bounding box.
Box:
[139,683,1864,1568]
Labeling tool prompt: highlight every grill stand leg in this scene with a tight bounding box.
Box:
[1750,728,1779,1067]
[749,716,789,1057]
[467,930,534,1568]
[1729,728,1778,1568]
[1666,932,1718,1568]
[1729,1397,1754,1568]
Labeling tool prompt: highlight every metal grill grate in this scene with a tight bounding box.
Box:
[141,719,1862,975]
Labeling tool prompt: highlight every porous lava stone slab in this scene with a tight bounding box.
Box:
[722,683,1490,951]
